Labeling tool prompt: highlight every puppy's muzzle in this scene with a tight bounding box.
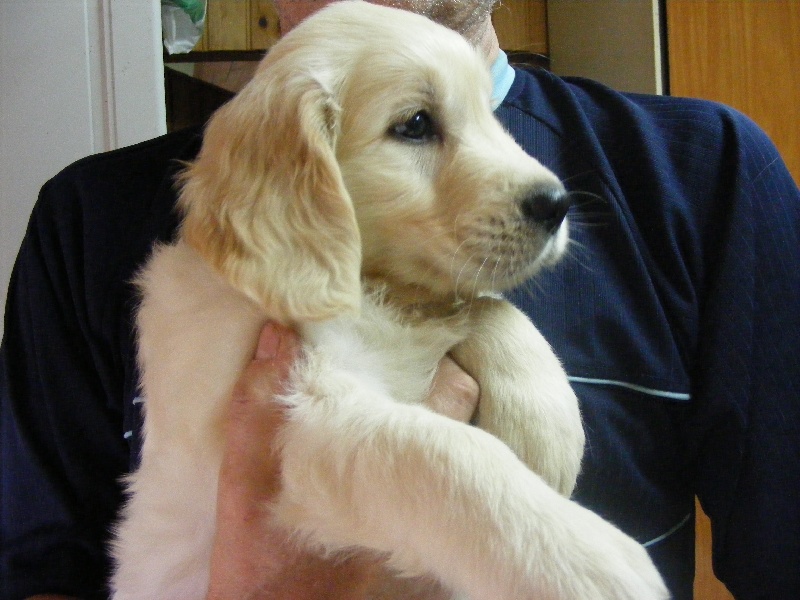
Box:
[520,186,572,233]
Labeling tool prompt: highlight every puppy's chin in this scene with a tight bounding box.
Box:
[462,218,570,297]
[533,219,570,271]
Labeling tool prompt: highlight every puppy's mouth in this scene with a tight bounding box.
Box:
[452,187,571,294]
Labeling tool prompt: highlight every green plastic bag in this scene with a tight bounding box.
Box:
[162,0,207,54]
[164,0,206,25]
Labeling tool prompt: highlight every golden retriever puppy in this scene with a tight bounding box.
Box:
[111,2,668,599]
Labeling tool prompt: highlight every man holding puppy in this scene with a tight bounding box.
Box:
[2,1,798,599]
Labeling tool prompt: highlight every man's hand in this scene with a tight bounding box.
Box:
[205,322,479,599]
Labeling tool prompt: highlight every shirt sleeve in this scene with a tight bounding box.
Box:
[681,108,800,599]
[1,128,197,600]
[1,171,131,600]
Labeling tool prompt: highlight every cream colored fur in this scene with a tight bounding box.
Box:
[111,3,669,599]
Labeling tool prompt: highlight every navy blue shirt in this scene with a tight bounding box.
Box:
[2,67,799,599]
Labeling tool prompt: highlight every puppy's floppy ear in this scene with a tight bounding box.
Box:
[178,66,361,323]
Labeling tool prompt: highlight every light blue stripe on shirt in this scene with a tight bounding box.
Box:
[643,513,693,548]
[569,376,692,401]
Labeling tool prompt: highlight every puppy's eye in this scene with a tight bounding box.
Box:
[391,111,437,142]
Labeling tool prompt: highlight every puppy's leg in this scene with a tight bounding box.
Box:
[111,241,266,600]
[450,297,584,496]
[272,372,668,600]
[111,452,220,600]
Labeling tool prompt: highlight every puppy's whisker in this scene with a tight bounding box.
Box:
[447,209,476,281]
[563,193,610,231]
[560,169,600,187]
[517,278,545,305]
[568,189,606,204]
[562,237,594,274]
[449,236,473,285]
[452,207,469,238]
[484,236,505,296]
[453,248,483,302]
[469,251,494,306]
[489,253,501,296]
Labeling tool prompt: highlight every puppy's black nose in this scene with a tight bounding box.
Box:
[520,187,571,233]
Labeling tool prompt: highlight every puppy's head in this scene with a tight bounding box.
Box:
[179,1,568,322]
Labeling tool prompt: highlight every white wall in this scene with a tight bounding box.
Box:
[0,0,166,339]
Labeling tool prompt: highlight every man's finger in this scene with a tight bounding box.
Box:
[223,322,300,501]
[426,356,480,423]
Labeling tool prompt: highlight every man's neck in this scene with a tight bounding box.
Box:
[470,17,500,66]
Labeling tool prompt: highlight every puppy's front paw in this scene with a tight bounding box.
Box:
[550,504,670,600]
[451,298,585,496]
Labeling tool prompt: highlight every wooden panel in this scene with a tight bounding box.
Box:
[201,1,547,55]
[206,0,250,51]
[194,14,209,51]
[694,499,734,600]
[250,0,281,50]
[668,0,800,184]
[492,0,548,54]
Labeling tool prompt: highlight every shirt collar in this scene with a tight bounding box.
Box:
[491,50,516,109]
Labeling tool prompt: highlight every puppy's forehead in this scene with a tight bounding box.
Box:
[269,1,493,126]
[342,21,491,113]
[363,47,490,116]
[287,1,490,86]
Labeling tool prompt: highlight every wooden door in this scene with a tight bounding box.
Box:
[667,0,800,185]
